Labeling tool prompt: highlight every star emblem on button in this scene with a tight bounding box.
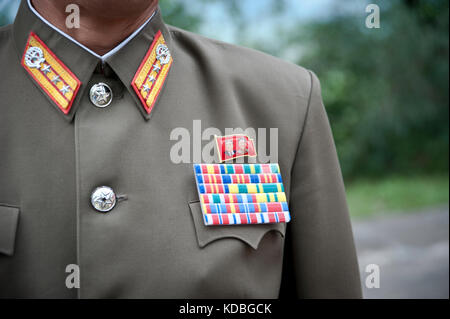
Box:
[89,82,113,107]
[91,186,117,212]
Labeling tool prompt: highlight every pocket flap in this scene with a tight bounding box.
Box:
[0,204,20,256]
[189,201,285,250]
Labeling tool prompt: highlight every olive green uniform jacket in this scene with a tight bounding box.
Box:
[0,1,362,298]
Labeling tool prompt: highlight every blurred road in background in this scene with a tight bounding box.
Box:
[354,206,449,299]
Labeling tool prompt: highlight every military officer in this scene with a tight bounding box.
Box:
[0,0,362,298]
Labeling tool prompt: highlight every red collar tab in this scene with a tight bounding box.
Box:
[21,32,81,114]
[131,30,173,115]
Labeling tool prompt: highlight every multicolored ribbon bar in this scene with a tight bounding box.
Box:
[202,202,289,214]
[203,212,290,226]
[198,183,284,194]
[196,173,282,184]
[200,192,287,204]
[194,163,280,175]
[194,163,291,226]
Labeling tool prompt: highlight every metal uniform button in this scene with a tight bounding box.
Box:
[89,82,113,107]
[91,186,116,212]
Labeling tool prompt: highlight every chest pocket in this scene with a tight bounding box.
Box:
[0,204,20,256]
[189,201,285,250]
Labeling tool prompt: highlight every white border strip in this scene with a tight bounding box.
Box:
[27,0,156,61]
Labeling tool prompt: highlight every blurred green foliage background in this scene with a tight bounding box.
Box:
[299,0,448,180]
[1,0,448,217]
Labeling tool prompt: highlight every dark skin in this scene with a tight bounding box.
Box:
[31,0,159,55]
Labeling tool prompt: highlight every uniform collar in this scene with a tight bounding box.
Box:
[25,0,157,62]
[13,0,173,121]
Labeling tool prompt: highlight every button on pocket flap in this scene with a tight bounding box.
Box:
[189,201,285,250]
[0,205,20,256]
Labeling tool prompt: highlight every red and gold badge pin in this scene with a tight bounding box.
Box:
[215,134,257,162]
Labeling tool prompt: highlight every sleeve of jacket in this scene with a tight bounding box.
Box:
[281,70,362,298]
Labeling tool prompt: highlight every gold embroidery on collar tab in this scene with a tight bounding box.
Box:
[132,30,173,115]
[21,32,81,114]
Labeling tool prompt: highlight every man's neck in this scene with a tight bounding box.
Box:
[31,0,158,56]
